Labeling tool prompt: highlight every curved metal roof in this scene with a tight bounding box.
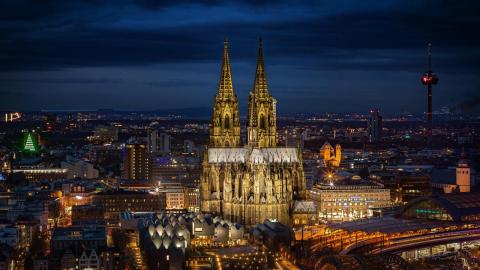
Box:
[398,192,480,222]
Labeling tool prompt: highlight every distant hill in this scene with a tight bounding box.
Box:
[152,107,211,118]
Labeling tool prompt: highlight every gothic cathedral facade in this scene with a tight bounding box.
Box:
[200,39,306,226]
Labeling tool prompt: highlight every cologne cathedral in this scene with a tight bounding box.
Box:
[200,39,306,226]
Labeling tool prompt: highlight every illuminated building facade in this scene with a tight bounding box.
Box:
[456,159,470,193]
[12,168,67,182]
[22,132,39,153]
[246,39,277,148]
[92,190,162,221]
[201,39,306,226]
[122,143,150,180]
[291,201,318,226]
[4,112,21,123]
[166,191,185,210]
[313,192,480,260]
[184,187,200,213]
[320,142,341,167]
[309,183,391,221]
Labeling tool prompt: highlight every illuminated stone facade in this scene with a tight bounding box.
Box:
[209,40,241,148]
[309,183,391,221]
[247,39,277,148]
[201,40,306,226]
[320,142,341,168]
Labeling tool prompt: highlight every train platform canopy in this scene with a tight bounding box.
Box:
[327,216,460,234]
[329,192,480,234]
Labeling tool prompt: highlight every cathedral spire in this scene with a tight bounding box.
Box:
[210,39,241,148]
[247,38,277,148]
[218,38,234,97]
[252,37,269,96]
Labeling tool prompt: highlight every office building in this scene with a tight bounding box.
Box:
[159,133,171,154]
[122,143,150,180]
[309,180,391,221]
[367,109,382,143]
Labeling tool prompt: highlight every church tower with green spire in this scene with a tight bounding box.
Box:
[247,38,277,147]
[209,39,241,147]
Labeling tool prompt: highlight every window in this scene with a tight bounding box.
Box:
[401,199,453,221]
[260,115,266,130]
[224,115,230,129]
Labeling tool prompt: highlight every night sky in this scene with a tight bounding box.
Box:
[0,0,479,114]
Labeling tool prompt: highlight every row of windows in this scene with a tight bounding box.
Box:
[100,199,157,203]
[320,197,389,202]
[324,202,377,206]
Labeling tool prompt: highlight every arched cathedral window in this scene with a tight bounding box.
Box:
[260,115,266,130]
[224,114,230,129]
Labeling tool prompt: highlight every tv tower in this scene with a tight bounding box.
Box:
[421,43,439,134]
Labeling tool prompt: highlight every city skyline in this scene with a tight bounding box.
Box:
[1,1,480,113]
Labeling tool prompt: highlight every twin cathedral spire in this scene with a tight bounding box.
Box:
[210,39,277,148]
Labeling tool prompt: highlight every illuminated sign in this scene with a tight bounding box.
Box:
[4,112,21,123]
[415,209,441,214]
[22,132,38,153]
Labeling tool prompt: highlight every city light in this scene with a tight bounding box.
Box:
[0,4,476,270]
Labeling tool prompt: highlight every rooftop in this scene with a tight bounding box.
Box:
[330,192,480,233]
[52,226,106,241]
[328,216,459,234]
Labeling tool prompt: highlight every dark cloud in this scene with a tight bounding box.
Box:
[0,0,479,112]
[1,1,479,71]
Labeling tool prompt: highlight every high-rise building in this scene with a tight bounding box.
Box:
[367,109,382,143]
[122,143,150,180]
[147,129,158,153]
[158,133,171,154]
[201,39,306,226]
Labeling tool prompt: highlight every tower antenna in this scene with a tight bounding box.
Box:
[421,42,439,136]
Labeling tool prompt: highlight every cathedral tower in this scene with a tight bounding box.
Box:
[210,39,241,147]
[201,39,306,226]
[247,38,277,148]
